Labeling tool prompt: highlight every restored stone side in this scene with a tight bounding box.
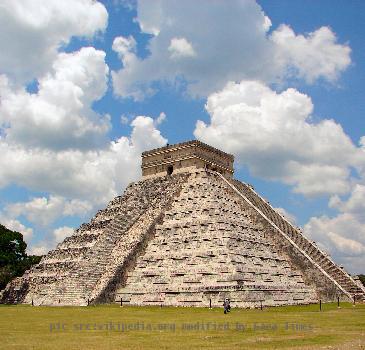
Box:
[265,232,339,301]
[226,176,365,302]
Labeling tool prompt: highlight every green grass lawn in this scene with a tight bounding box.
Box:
[0,302,364,349]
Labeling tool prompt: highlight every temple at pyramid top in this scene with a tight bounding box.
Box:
[141,140,234,179]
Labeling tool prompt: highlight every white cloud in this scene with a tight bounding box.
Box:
[130,116,167,153]
[0,47,110,151]
[112,36,137,60]
[168,37,196,59]
[112,0,275,99]
[304,185,365,274]
[194,80,362,197]
[0,113,167,254]
[0,216,33,240]
[28,244,50,256]
[136,0,162,35]
[327,231,364,255]
[26,226,75,256]
[329,184,365,219]
[155,112,166,125]
[112,0,350,100]
[53,226,74,243]
[120,115,130,125]
[0,115,167,206]
[5,196,93,227]
[271,25,351,83]
[0,0,108,84]
[274,207,296,225]
[0,1,171,256]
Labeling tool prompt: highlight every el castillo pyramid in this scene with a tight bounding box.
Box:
[2,140,365,307]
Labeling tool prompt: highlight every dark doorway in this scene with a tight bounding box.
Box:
[167,165,174,175]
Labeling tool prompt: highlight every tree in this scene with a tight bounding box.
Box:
[0,224,42,290]
[358,274,365,287]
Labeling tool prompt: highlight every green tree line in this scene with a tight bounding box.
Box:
[0,224,42,290]
[358,274,365,287]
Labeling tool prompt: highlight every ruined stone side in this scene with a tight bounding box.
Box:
[90,173,189,303]
[0,277,29,304]
[0,173,189,305]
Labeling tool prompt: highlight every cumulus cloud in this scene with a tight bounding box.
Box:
[0,115,167,206]
[53,226,74,243]
[21,226,74,256]
[0,1,171,255]
[5,196,93,227]
[0,114,167,253]
[271,25,351,83]
[0,216,33,240]
[0,47,110,151]
[0,220,77,256]
[274,207,296,225]
[28,244,50,256]
[329,184,365,218]
[155,112,166,125]
[194,80,362,197]
[304,185,365,274]
[168,38,196,59]
[112,35,137,63]
[112,0,350,100]
[0,0,108,84]
[112,0,274,99]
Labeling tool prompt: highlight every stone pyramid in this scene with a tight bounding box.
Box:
[2,140,364,307]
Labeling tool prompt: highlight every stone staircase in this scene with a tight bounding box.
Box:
[213,171,365,302]
[1,173,188,305]
[40,174,188,305]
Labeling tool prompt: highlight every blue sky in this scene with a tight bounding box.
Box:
[0,0,364,274]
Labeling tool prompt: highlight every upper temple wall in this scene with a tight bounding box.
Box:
[141,140,234,179]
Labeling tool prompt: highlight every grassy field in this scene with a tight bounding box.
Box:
[0,302,364,349]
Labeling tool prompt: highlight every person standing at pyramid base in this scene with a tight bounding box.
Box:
[223,298,231,314]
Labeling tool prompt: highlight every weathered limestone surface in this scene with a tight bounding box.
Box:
[116,170,318,307]
[227,177,365,302]
[142,140,234,179]
[2,140,364,306]
[1,174,188,305]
